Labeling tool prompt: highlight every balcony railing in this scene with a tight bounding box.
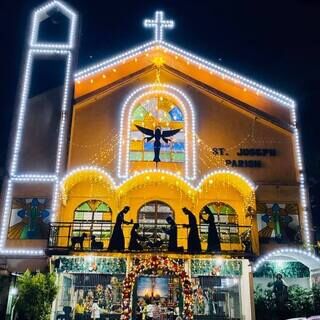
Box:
[47,221,253,255]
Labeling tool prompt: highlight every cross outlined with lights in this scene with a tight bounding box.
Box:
[144,11,174,41]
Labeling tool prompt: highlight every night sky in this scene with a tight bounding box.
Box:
[1,0,320,224]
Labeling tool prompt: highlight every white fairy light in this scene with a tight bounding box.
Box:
[0,0,78,256]
[60,166,256,193]
[253,248,320,272]
[74,41,294,107]
[117,84,196,180]
[30,0,77,49]
[143,11,174,41]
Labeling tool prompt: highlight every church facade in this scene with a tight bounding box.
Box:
[1,1,320,320]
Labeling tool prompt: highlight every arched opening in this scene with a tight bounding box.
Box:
[129,96,185,163]
[121,256,193,320]
[199,202,239,245]
[137,200,174,250]
[118,84,196,180]
[253,249,320,319]
[72,200,112,243]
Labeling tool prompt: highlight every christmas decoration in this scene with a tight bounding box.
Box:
[121,256,193,320]
[191,259,242,277]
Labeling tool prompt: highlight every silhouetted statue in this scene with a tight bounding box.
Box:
[108,206,132,251]
[273,273,288,317]
[128,223,146,251]
[163,216,179,252]
[135,125,181,163]
[183,207,202,253]
[71,232,87,250]
[201,206,221,252]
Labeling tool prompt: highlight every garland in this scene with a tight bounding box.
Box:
[121,256,193,320]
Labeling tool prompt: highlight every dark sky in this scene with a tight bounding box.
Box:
[1,0,320,221]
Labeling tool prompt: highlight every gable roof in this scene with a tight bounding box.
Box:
[74,40,295,109]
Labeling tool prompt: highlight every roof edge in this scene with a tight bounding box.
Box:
[74,40,295,108]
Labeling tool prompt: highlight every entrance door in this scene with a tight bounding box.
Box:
[133,275,182,320]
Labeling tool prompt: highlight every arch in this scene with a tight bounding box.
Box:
[118,84,196,180]
[60,166,116,205]
[121,256,193,320]
[197,169,256,210]
[118,170,196,199]
[73,199,113,240]
[253,248,320,272]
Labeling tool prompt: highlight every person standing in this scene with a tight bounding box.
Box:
[146,301,154,320]
[182,207,202,253]
[74,299,85,320]
[152,302,161,320]
[108,206,132,251]
[90,299,100,320]
[200,206,221,252]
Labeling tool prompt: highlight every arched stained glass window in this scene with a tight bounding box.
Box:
[200,202,238,243]
[130,96,185,162]
[137,201,174,250]
[73,200,112,239]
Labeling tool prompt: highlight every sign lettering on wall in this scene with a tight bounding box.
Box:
[212,147,277,168]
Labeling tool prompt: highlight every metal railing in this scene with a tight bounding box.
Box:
[47,221,253,254]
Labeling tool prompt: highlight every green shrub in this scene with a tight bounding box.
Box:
[15,270,57,320]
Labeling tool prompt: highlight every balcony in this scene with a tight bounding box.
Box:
[47,221,254,257]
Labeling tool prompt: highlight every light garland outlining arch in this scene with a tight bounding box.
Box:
[60,166,256,191]
[118,84,197,180]
[253,248,320,272]
[121,256,193,320]
[58,166,256,215]
[0,0,78,256]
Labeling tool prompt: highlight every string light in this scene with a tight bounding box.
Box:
[60,166,256,195]
[0,0,78,256]
[143,11,174,41]
[253,248,320,272]
[30,0,77,49]
[117,84,197,180]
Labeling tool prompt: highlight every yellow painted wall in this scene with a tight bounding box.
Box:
[69,69,297,185]
[58,171,258,253]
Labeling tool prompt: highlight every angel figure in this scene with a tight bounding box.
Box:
[135,125,181,163]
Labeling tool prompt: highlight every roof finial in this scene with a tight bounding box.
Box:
[143,11,174,42]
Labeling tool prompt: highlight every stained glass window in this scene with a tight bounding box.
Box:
[199,202,239,243]
[137,201,174,250]
[73,200,112,239]
[129,96,185,162]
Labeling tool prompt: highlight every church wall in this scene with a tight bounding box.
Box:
[17,87,64,174]
[70,69,297,186]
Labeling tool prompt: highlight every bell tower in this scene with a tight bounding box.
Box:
[0,0,79,255]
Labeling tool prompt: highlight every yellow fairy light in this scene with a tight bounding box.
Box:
[152,56,165,67]
[90,79,94,84]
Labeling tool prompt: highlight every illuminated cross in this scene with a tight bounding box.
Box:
[144,11,174,41]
